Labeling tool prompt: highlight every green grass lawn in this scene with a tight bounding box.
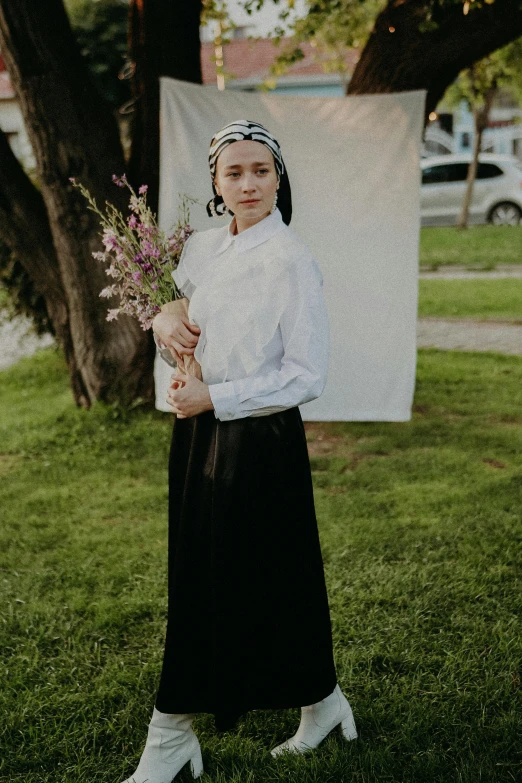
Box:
[418,278,522,321]
[1,348,521,782]
[420,225,522,269]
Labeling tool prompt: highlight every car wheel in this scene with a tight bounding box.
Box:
[488,202,522,226]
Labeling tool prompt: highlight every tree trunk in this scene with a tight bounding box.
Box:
[0,0,154,407]
[0,128,89,404]
[456,87,496,230]
[128,0,203,215]
[347,0,522,126]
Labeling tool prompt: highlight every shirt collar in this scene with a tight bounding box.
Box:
[215,207,285,256]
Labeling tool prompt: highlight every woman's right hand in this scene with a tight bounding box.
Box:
[152,299,201,365]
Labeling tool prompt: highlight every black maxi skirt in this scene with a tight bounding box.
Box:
[155,405,338,732]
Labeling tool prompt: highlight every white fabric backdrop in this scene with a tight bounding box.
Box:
[155,77,426,421]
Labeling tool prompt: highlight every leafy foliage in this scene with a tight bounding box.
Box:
[64,0,131,110]
[444,36,522,111]
[237,1,521,86]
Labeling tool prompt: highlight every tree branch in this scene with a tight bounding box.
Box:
[348,0,522,121]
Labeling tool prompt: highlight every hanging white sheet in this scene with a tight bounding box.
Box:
[155,77,426,421]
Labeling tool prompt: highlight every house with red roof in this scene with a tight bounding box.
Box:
[200,36,358,96]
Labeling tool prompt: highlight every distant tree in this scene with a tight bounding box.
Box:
[443,37,522,228]
[246,0,522,124]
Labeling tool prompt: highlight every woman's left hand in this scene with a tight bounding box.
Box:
[166,371,214,419]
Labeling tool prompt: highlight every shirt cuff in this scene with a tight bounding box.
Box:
[208,381,240,421]
[153,332,162,347]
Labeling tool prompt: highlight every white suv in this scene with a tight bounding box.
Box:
[420,153,522,226]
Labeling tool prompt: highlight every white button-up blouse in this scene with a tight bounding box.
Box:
[171,207,329,422]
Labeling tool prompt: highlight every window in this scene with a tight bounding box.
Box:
[422,165,448,184]
[446,163,470,182]
[424,140,452,156]
[477,163,503,179]
[422,163,469,185]
[232,26,252,39]
[461,132,471,149]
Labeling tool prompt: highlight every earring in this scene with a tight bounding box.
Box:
[270,187,279,214]
[208,196,229,218]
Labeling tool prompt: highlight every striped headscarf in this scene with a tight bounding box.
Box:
[206,119,292,225]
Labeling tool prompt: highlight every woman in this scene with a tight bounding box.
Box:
[123,120,357,783]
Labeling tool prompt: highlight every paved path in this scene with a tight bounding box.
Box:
[2,302,522,375]
[417,317,522,356]
[419,264,522,280]
[417,266,522,355]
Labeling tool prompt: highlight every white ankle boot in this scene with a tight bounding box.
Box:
[270,683,357,756]
[122,708,204,782]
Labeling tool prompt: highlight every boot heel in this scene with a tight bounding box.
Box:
[339,710,358,742]
[189,745,204,778]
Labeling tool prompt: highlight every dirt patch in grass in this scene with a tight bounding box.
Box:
[306,433,346,457]
[0,453,22,475]
[304,424,391,476]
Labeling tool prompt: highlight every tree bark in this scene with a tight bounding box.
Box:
[0,0,154,407]
[128,0,203,215]
[347,0,522,126]
[0,128,89,404]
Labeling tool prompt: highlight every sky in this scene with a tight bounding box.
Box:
[200,0,308,41]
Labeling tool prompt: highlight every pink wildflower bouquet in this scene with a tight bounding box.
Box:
[70,173,200,373]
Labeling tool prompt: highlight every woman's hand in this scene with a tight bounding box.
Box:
[166,371,214,419]
[152,298,201,365]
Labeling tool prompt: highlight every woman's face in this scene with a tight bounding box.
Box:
[214,140,279,228]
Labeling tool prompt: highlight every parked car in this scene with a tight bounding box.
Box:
[420,153,522,227]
